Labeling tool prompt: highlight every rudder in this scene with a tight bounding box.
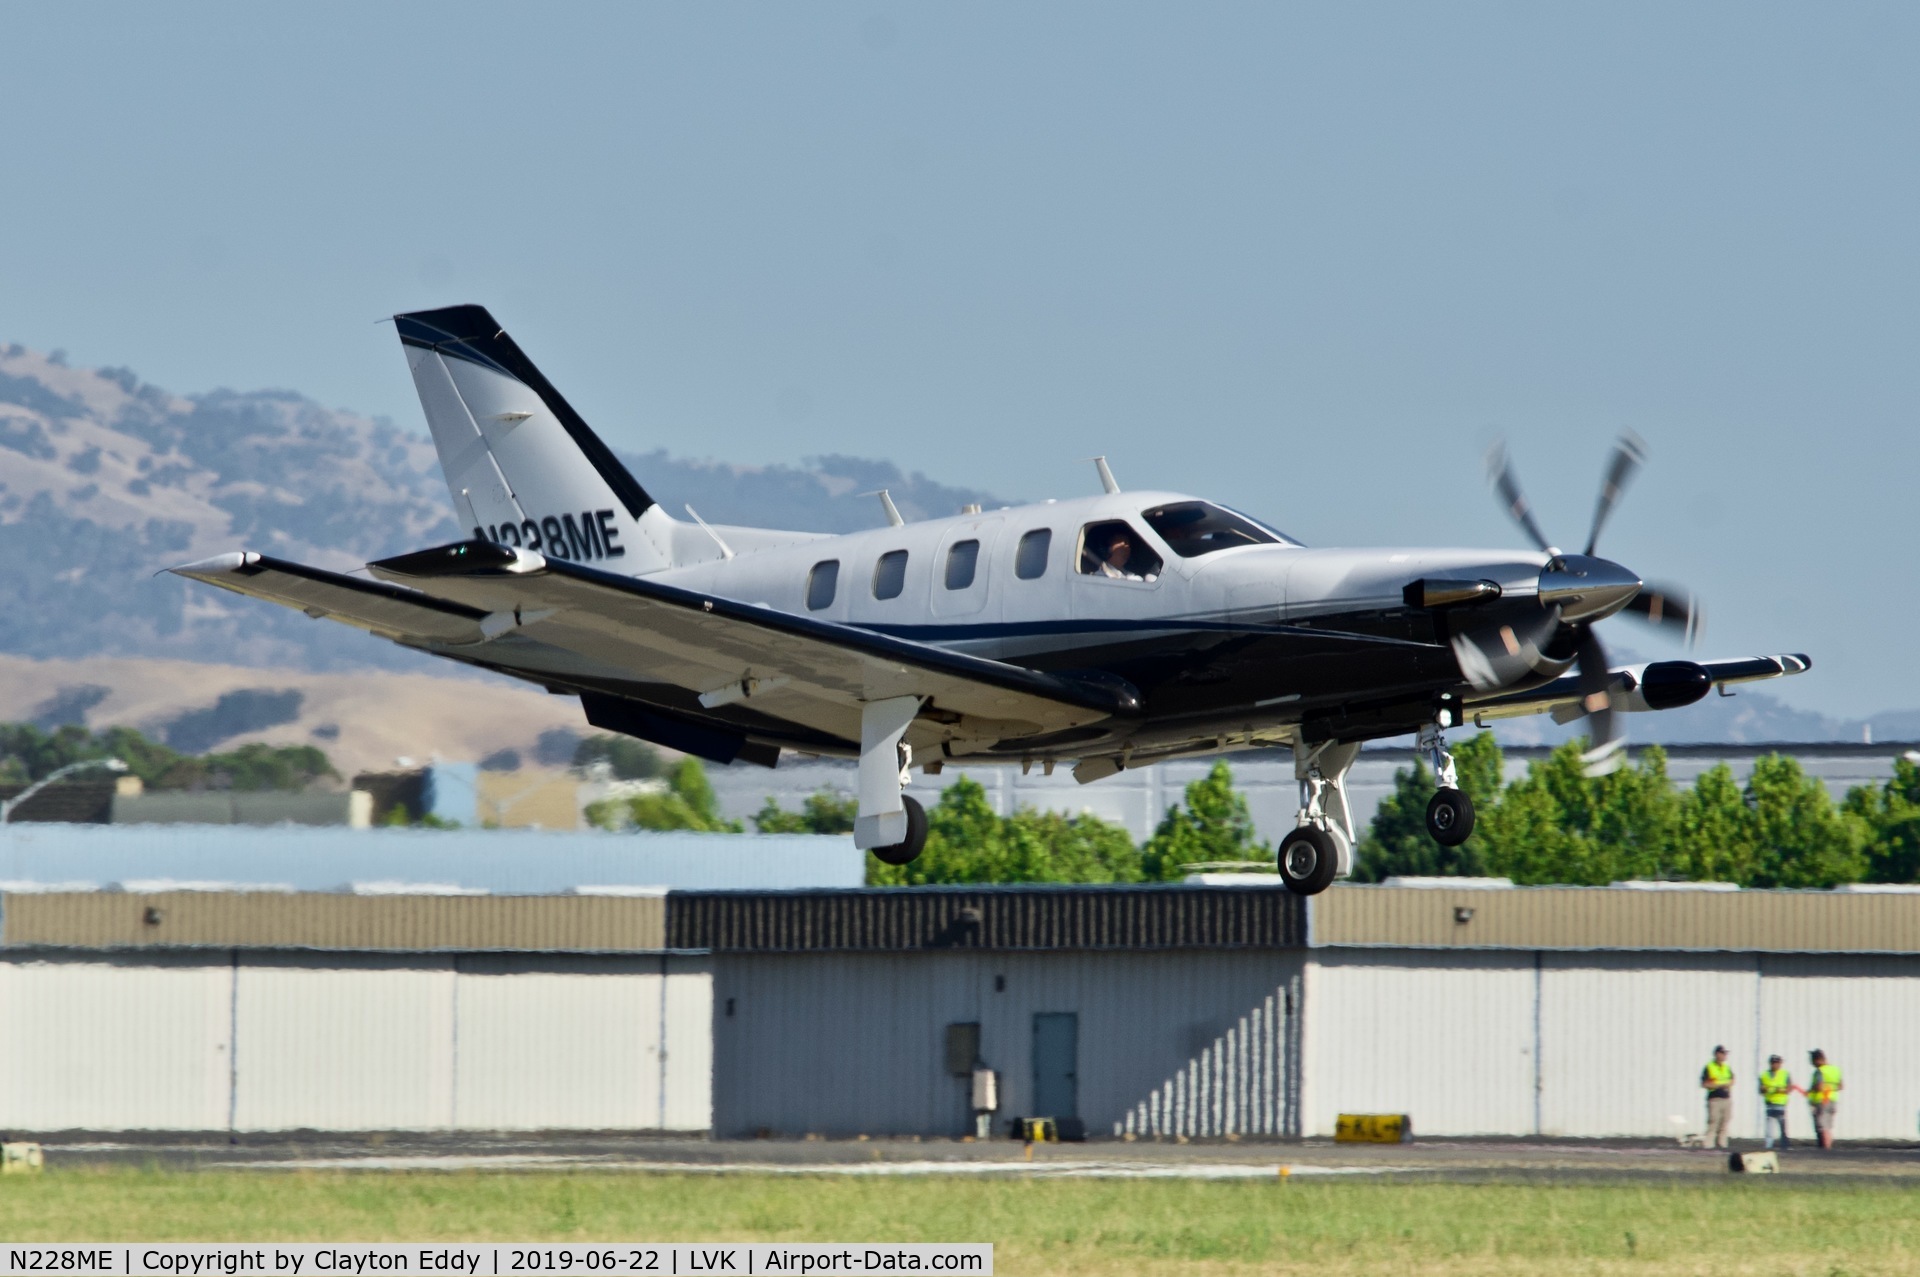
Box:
[394,304,676,572]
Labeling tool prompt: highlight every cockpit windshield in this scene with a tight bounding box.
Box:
[1141,501,1297,557]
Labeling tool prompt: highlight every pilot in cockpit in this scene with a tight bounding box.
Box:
[1083,523,1158,582]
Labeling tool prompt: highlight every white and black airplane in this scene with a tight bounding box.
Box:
[174,306,1809,894]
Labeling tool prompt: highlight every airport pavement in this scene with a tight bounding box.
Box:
[21,1133,1920,1181]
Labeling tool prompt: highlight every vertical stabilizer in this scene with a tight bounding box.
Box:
[394,305,677,572]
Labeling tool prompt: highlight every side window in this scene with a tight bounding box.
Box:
[1077,520,1162,582]
[806,560,839,611]
[945,539,980,591]
[1015,528,1051,580]
[872,550,908,600]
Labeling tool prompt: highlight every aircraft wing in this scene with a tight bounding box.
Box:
[174,543,1138,762]
[1466,653,1812,725]
[171,552,494,645]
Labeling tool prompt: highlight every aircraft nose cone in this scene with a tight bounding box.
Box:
[1537,554,1643,622]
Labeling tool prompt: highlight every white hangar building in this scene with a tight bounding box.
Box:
[3,877,1920,1143]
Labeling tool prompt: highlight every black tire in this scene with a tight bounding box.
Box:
[1278,826,1339,896]
[1426,787,1476,847]
[869,794,929,866]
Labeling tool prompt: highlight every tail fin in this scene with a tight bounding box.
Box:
[394,305,677,572]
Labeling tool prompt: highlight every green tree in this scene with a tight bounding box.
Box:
[572,734,665,780]
[866,776,1151,886]
[1476,741,1678,885]
[1740,754,1867,888]
[1358,734,1874,890]
[1846,757,1920,883]
[1353,731,1504,881]
[0,722,336,792]
[1140,761,1268,880]
[752,789,858,834]
[1672,764,1758,883]
[586,758,743,832]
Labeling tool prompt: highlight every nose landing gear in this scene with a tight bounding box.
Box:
[1278,740,1359,896]
[1417,722,1476,847]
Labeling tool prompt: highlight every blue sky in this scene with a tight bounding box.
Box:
[1,3,1914,716]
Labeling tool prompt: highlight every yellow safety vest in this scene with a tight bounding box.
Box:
[1704,1061,1732,1088]
[1760,1069,1791,1106]
[1809,1064,1841,1105]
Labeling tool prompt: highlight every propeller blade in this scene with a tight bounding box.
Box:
[1485,441,1555,554]
[1583,431,1648,556]
[1575,627,1626,777]
[1622,581,1702,648]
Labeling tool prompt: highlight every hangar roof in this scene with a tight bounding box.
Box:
[6,881,1920,956]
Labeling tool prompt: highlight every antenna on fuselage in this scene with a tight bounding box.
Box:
[683,505,735,559]
[861,489,906,527]
[1087,456,1121,494]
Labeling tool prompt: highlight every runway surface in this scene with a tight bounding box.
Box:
[26,1134,1920,1182]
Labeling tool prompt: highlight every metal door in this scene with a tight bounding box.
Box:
[1031,1012,1078,1119]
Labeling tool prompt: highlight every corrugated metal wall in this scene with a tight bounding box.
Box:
[3,891,668,953]
[1756,955,1920,1145]
[713,950,1303,1139]
[673,887,1307,952]
[1536,953,1756,1138]
[0,952,710,1132]
[1315,884,1920,954]
[1302,951,1538,1137]
[0,955,232,1130]
[1303,951,1920,1139]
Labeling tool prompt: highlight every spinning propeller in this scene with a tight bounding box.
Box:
[1485,432,1702,776]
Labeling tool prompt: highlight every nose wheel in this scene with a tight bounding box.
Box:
[1425,787,1475,846]
[1416,721,1476,847]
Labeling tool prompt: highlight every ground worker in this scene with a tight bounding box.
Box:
[1700,1045,1734,1149]
[1807,1049,1843,1149]
[1758,1054,1794,1149]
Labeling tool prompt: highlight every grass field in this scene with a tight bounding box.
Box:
[1,1169,1915,1276]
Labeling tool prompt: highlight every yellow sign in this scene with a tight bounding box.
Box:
[1334,1113,1411,1144]
[0,1142,43,1174]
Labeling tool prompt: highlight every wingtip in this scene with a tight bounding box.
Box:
[167,551,262,578]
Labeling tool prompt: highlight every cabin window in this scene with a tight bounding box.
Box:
[945,539,980,591]
[1141,501,1291,557]
[806,559,839,610]
[1077,520,1162,582]
[872,550,908,600]
[1015,529,1051,580]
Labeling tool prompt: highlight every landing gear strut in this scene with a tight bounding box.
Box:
[855,696,929,865]
[1279,740,1359,896]
[1417,722,1475,847]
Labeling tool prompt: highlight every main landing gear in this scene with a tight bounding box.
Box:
[856,696,930,866]
[1278,741,1359,897]
[870,794,928,866]
[1417,722,1475,847]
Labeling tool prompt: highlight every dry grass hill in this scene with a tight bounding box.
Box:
[0,653,585,781]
